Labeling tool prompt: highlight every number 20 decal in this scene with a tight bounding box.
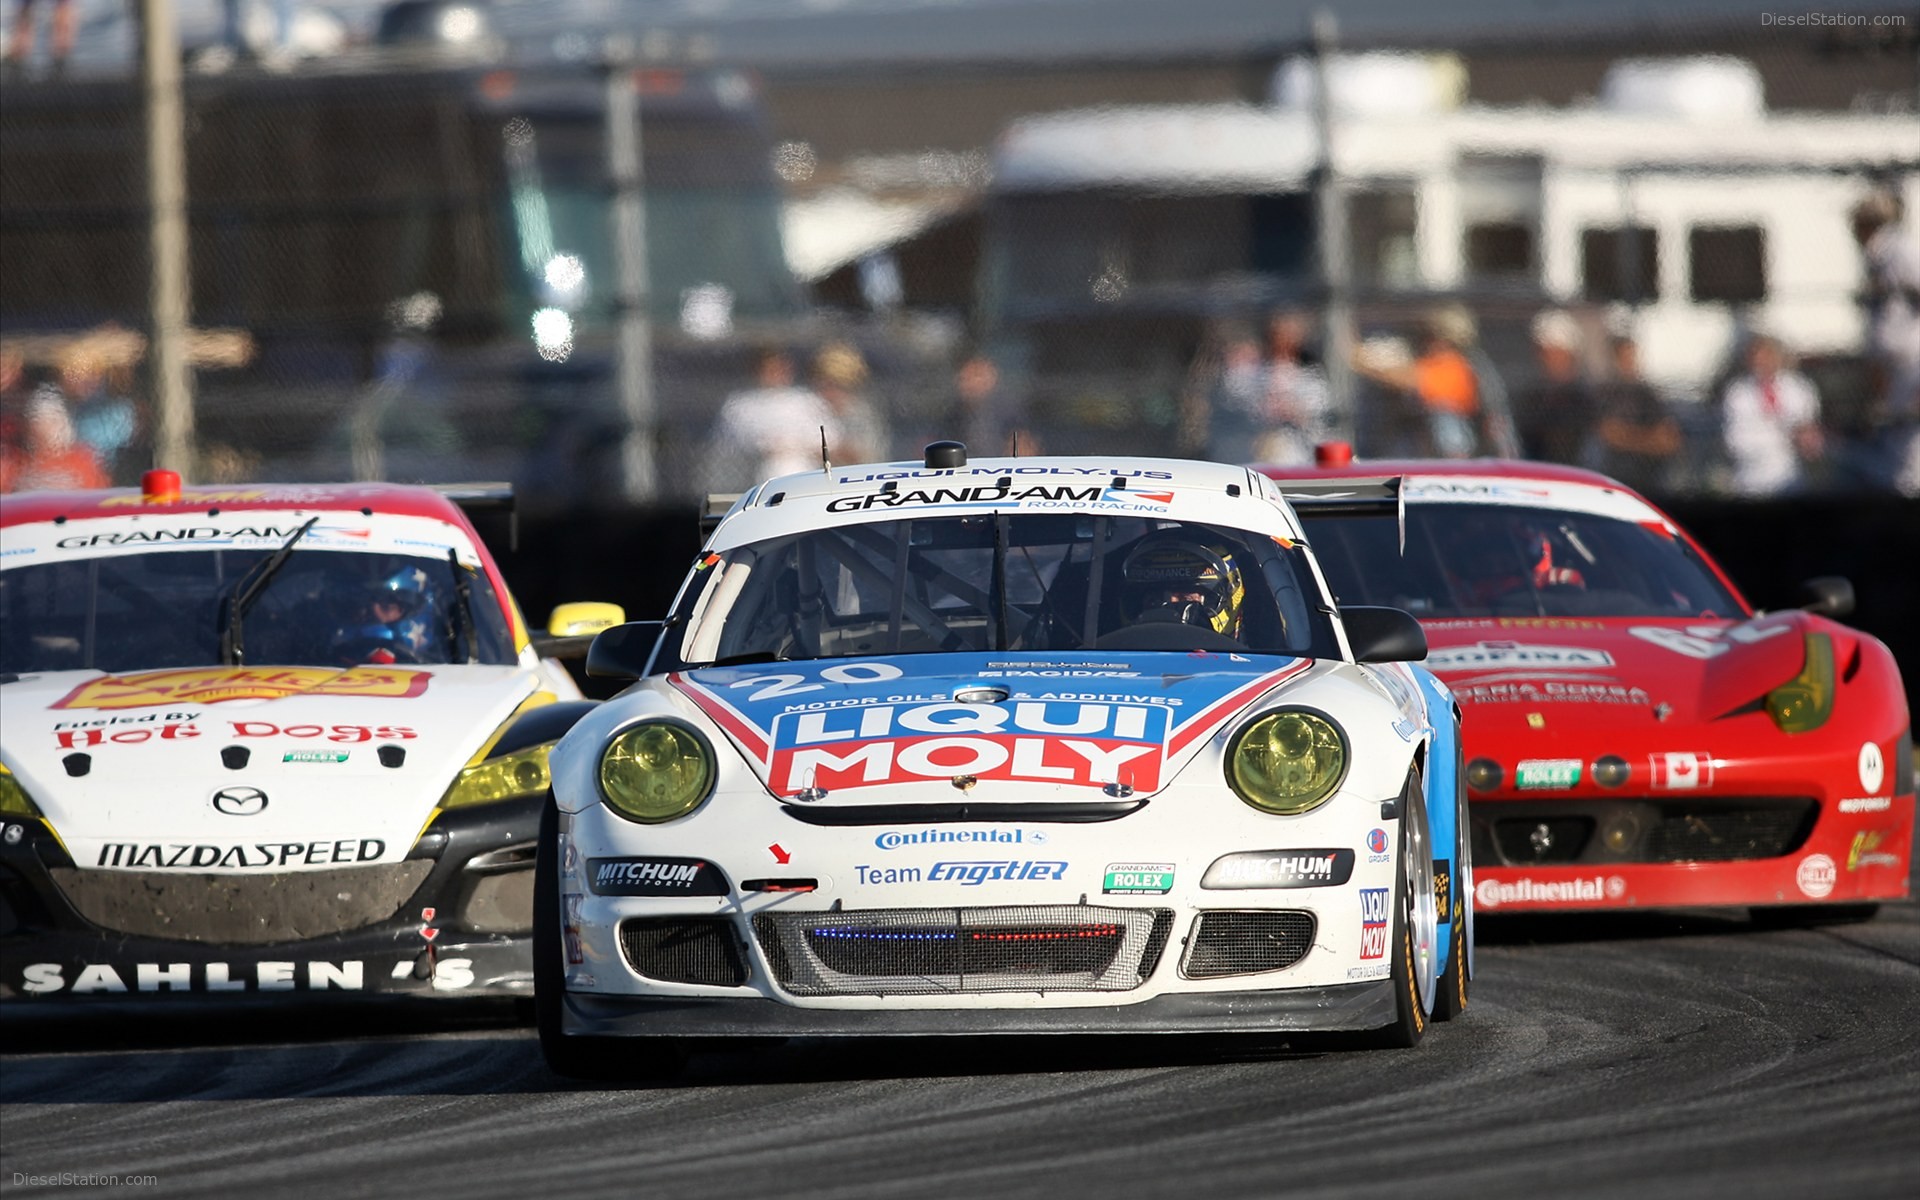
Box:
[728,661,904,702]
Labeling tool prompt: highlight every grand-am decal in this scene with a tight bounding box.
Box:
[1427,642,1614,671]
[1627,622,1793,660]
[1649,752,1713,790]
[1515,759,1582,789]
[94,838,386,869]
[672,653,1308,794]
[1103,862,1174,895]
[54,523,308,549]
[52,667,431,710]
[828,484,1102,512]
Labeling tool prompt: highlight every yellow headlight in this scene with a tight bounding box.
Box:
[440,741,556,810]
[1,761,44,818]
[1227,710,1347,816]
[1766,633,1835,734]
[599,722,714,824]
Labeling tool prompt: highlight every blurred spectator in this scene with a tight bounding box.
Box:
[1515,310,1597,466]
[1252,309,1331,465]
[813,342,888,466]
[1721,334,1824,496]
[1,389,109,493]
[59,344,141,483]
[5,0,73,76]
[949,351,1031,457]
[1199,321,1268,462]
[1352,306,1481,458]
[1850,190,1920,495]
[707,347,835,489]
[1587,333,1681,495]
[0,347,27,452]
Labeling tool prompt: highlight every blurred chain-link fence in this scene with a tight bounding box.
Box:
[3,10,1916,505]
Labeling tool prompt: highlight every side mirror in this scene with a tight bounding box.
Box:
[1798,576,1854,619]
[548,601,626,637]
[530,602,629,660]
[1343,605,1428,664]
[584,620,666,679]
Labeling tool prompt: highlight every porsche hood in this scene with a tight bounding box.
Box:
[667,651,1317,804]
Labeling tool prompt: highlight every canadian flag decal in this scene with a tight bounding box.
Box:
[1650,751,1712,790]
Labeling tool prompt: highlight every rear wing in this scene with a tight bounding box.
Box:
[701,492,743,540]
[432,482,517,551]
[1276,475,1405,553]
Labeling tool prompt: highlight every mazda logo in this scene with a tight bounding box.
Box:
[211,787,268,817]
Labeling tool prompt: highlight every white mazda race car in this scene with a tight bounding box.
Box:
[0,472,621,1001]
[536,445,1471,1076]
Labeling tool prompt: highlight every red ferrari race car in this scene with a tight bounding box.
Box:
[1258,455,1913,920]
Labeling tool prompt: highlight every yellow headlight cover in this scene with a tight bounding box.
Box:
[1227,710,1347,816]
[0,761,44,818]
[1766,633,1836,734]
[599,722,715,824]
[440,741,556,810]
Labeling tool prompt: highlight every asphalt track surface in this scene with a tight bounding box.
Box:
[4,875,1918,1200]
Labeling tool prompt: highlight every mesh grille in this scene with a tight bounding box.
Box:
[1642,803,1814,862]
[48,863,433,944]
[754,906,1172,996]
[1481,799,1816,865]
[1182,911,1316,979]
[619,918,750,987]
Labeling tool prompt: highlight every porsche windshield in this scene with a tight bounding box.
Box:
[0,548,517,674]
[1304,504,1743,619]
[667,513,1341,666]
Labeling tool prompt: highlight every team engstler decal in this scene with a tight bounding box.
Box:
[670,652,1308,794]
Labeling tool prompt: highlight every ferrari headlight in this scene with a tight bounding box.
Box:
[1226,710,1347,816]
[1765,633,1835,734]
[440,741,556,810]
[598,721,714,824]
[0,761,43,818]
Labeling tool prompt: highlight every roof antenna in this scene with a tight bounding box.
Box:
[820,425,831,473]
[1010,429,1019,458]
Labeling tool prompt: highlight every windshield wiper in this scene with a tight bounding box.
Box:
[707,650,788,668]
[218,516,320,666]
[447,548,476,663]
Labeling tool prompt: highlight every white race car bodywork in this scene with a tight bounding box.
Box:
[544,456,1466,1045]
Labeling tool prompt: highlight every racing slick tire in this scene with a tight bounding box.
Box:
[1370,768,1440,1049]
[534,796,687,1082]
[1432,744,1471,1023]
[1749,903,1881,928]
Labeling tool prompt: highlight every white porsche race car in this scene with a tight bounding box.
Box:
[0,473,621,1000]
[536,446,1471,1076]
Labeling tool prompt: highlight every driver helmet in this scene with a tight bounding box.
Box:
[1519,521,1586,589]
[331,564,438,664]
[1121,534,1247,637]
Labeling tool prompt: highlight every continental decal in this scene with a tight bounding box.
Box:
[52,667,432,710]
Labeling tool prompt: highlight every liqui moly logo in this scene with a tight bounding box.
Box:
[1359,887,1389,959]
[770,701,1168,792]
